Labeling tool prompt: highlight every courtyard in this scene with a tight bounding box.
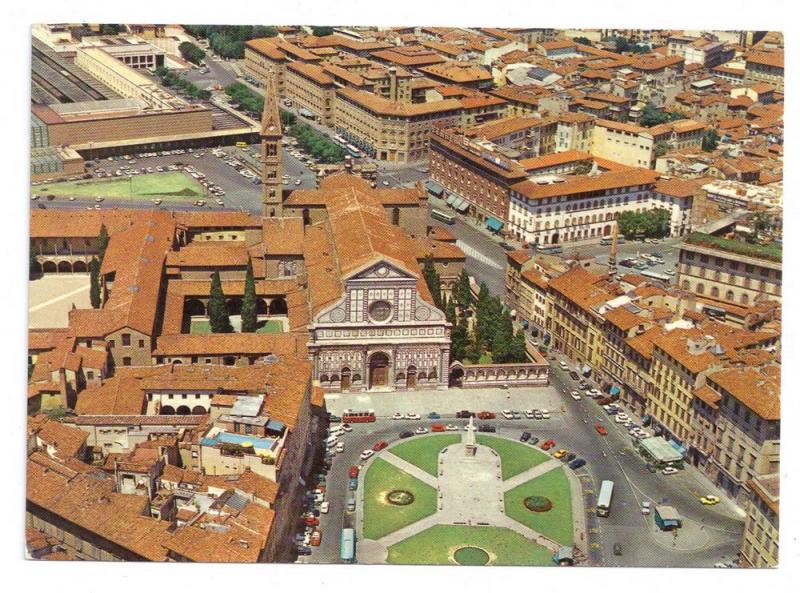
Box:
[34,172,205,203]
[189,316,285,335]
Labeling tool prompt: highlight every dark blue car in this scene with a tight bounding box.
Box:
[428,412,441,419]
[569,458,586,470]
[348,478,358,491]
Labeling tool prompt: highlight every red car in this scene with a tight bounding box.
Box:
[372,440,389,452]
[431,424,446,433]
[348,465,360,479]
[304,515,319,526]
[541,439,556,451]
[477,411,496,420]
[595,424,608,436]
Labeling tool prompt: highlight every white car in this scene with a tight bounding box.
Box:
[414,427,429,435]
[662,467,679,476]
[405,413,421,420]
[615,415,630,424]
[541,411,551,420]
[320,501,330,514]
[641,501,651,515]
[501,410,514,420]
[360,449,375,460]
[570,391,582,400]
[559,361,569,371]
[589,389,602,397]
[341,423,353,432]
[335,442,345,453]
[391,412,404,420]
[524,410,535,419]
[445,424,459,431]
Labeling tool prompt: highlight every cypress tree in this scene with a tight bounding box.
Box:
[241,257,257,333]
[445,295,457,324]
[208,271,233,333]
[89,257,101,309]
[491,310,515,363]
[451,316,469,362]
[422,256,442,309]
[508,330,530,363]
[98,224,109,265]
[455,269,472,311]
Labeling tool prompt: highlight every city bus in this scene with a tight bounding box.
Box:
[342,409,376,423]
[641,270,672,283]
[596,480,615,517]
[431,209,456,225]
[345,144,362,158]
[536,244,563,254]
[340,528,355,563]
[235,141,248,149]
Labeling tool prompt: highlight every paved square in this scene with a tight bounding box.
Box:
[28,275,91,328]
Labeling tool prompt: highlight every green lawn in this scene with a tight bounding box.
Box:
[362,458,437,540]
[504,467,573,546]
[35,172,204,202]
[389,434,461,476]
[256,319,284,334]
[387,524,554,566]
[476,435,551,480]
[190,319,212,334]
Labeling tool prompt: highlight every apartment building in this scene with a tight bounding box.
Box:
[508,168,660,246]
[244,38,322,93]
[744,51,784,92]
[740,473,779,568]
[677,233,782,307]
[284,62,336,126]
[591,120,655,168]
[333,87,461,163]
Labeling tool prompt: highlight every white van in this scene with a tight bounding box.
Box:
[325,435,339,447]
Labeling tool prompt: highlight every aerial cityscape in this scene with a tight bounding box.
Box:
[26,23,782,568]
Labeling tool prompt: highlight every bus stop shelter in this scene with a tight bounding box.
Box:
[636,436,685,466]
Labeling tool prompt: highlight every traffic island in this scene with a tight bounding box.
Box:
[524,495,553,512]
[452,546,491,565]
[386,490,415,506]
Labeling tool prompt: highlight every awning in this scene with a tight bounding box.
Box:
[454,199,470,213]
[486,217,504,232]
[582,365,592,376]
[669,439,687,456]
[610,386,621,396]
[446,194,457,206]
[425,181,444,196]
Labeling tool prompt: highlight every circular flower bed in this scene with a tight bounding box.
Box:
[453,546,490,565]
[386,490,415,506]
[523,495,553,512]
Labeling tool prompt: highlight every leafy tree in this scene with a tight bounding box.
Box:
[573,36,593,46]
[311,26,335,36]
[99,24,121,35]
[422,256,442,309]
[454,269,473,312]
[451,317,469,362]
[208,271,233,333]
[241,258,258,333]
[29,242,39,279]
[98,224,109,265]
[702,130,719,152]
[464,328,482,363]
[640,102,682,127]
[617,209,671,239]
[89,257,101,309]
[654,141,671,158]
[179,41,207,65]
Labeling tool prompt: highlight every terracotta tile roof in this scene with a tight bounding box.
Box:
[153,333,305,358]
[467,116,552,140]
[747,50,784,69]
[428,226,456,242]
[203,469,278,504]
[419,61,493,83]
[32,417,88,460]
[625,325,663,359]
[748,473,779,514]
[27,328,71,352]
[512,168,659,201]
[506,250,531,266]
[71,414,207,426]
[708,366,780,420]
[174,212,261,229]
[654,176,711,198]
[162,521,268,563]
[653,328,719,373]
[29,210,139,238]
[261,216,305,255]
[74,366,168,415]
[540,40,577,51]
[595,118,648,135]
[287,61,335,86]
[412,238,466,261]
[519,150,593,171]
[548,266,611,312]
[336,87,462,117]
[521,268,548,290]
[165,242,249,267]
[604,306,644,331]
[370,48,447,67]
[693,384,722,409]
[629,54,684,71]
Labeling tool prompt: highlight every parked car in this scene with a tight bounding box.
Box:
[431,424,446,433]
[360,450,375,461]
[296,545,312,556]
[346,496,356,512]
[540,410,550,420]
[445,424,459,431]
[405,413,421,420]
[570,391,582,401]
[391,412,404,420]
[501,410,514,420]
[456,410,475,418]
[477,411,496,419]
[427,412,441,419]
[559,361,569,371]
[541,439,556,451]
[641,501,651,515]
[645,463,657,473]
[512,411,522,419]
[348,466,360,479]
[566,453,577,462]
[478,424,496,433]
[569,371,580,381]
[662,467,679,476]
[414,427,429,435]
[529,436,540,446]
[533,410,543,420]
[341,423,352,432]
[335,442,345,453]
[613,543,622,556]
[569,458,586,470]
[700,495,721,506]
[520,431,531,442]
[399,431,414,439]
[595,424,608,436]
[524,410,535,419]
[553,449,567,459]
[348,478,358,491]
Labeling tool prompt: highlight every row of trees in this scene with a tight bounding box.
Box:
[207,259,260,333]
[640,102,683,127]
[607,36,650,54]
[422,262,528,365]
[155,67,211,100]
[178,41,206,65]
[183,25,278,59]
[617,209,671,239]
[225,82,264,115]
[288,122,347,164]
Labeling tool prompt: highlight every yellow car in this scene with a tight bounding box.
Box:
[553,449,567,459]
[700,495,721,505]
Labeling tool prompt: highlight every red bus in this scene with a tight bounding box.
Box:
[342,409,376,423]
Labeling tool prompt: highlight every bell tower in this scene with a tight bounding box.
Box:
[261,69,283,218]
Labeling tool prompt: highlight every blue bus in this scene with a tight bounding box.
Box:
[340,528,355,563]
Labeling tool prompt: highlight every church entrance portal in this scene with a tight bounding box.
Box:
[369,353,390,389]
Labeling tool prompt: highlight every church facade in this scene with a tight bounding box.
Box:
[308,259,451,392]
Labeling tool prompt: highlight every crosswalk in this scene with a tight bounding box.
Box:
[456,240,503,270]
